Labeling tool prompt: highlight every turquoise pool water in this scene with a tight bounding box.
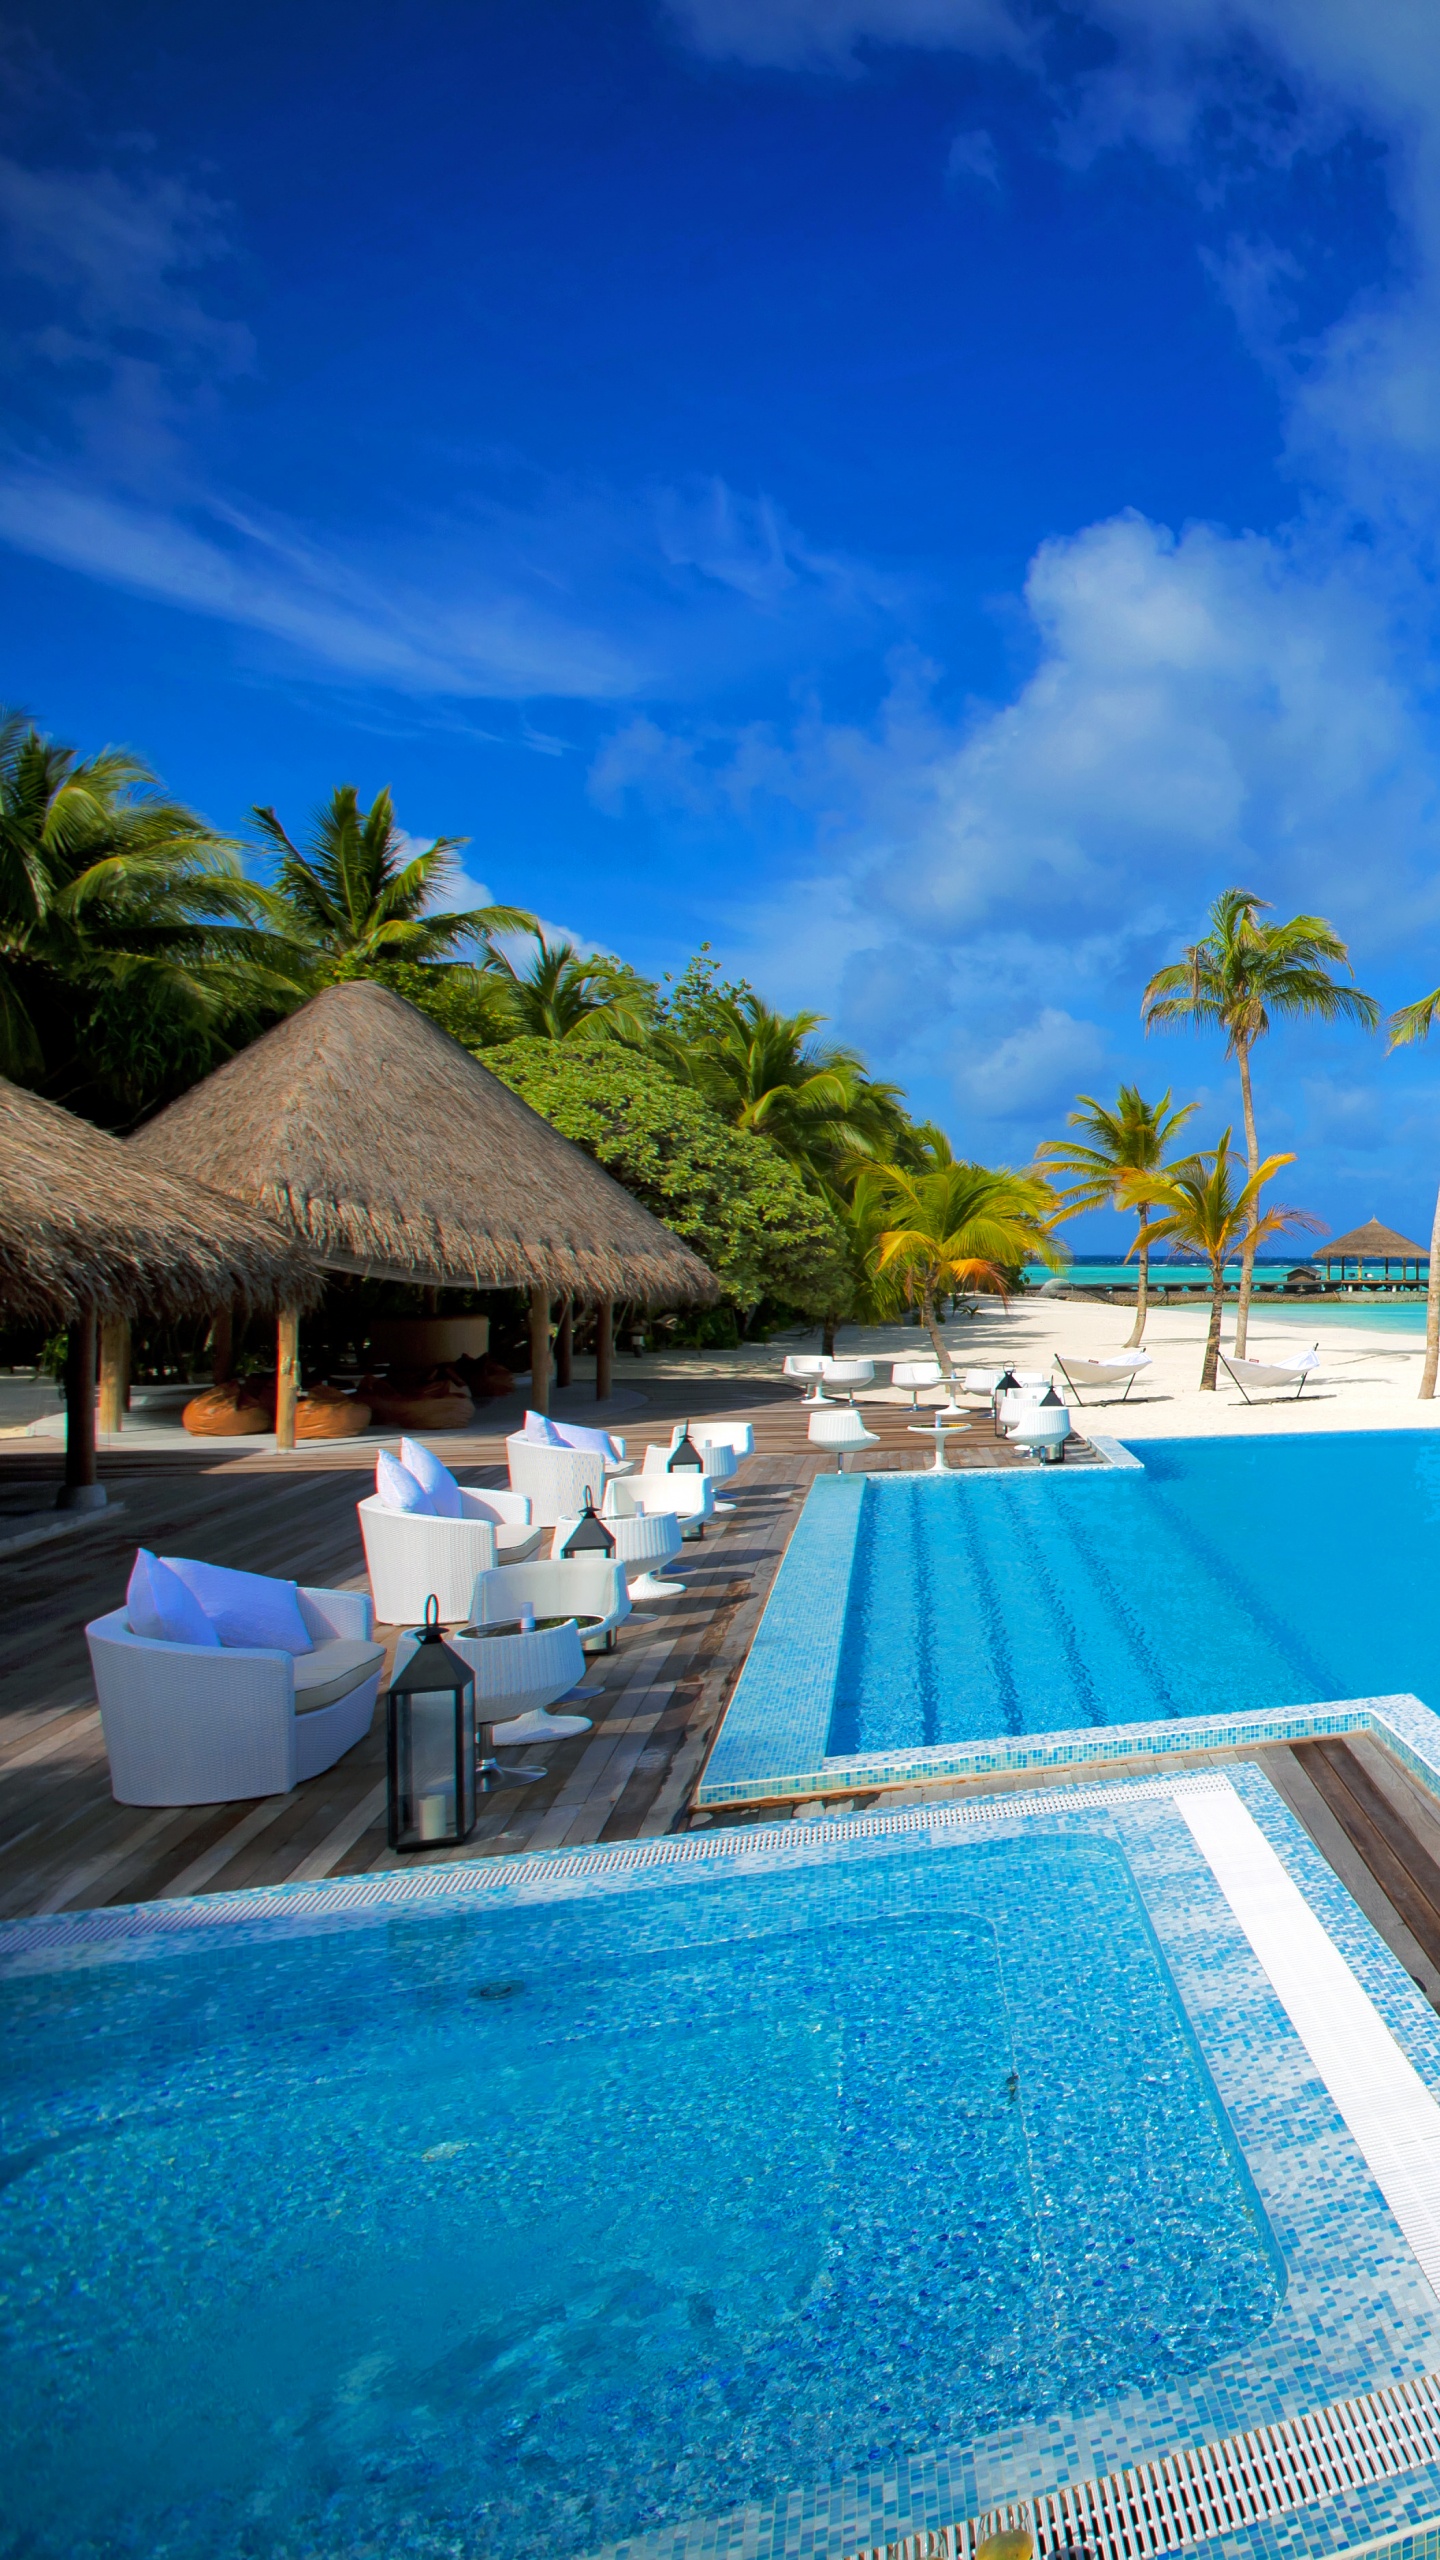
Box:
[0,1835,1281,2560]
[828,1433,1440,1753]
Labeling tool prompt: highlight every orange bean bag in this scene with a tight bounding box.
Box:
[296,1383,372,1441]
[183,1380,273,1437]
[358,1366,474,1431]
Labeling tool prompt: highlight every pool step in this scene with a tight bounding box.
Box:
[841,2365,1440,2560]
[1283,1737,1440,1999]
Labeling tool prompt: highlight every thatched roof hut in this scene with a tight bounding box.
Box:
[1320,1217,1428,1265]
[0,1076,321,1330]
[129,981,719,1305]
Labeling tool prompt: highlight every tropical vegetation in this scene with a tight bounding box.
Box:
[1385,986,1440,1398]
[1121,1136,1318,1388]
[1141,890,1378,1356]
[856,1150,1062,1375]
[1037,1086,1197,1349]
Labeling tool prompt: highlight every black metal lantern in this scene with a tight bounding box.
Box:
[387,1595,478,1851]
[561,1492,616,1558]
[991,1368,1018,1436]
[1039,1382,1063,1407]
[668,1423,704,1472]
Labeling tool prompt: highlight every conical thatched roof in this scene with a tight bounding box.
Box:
[129,982,719,1303]
[0,1078,322,1328]
[1321,1216,1428,1260]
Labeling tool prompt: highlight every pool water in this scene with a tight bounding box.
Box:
[0,1833,1281,2560]
[828,1433,1440,1754]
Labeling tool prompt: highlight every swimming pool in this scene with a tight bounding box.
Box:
[834,1432,1440,1753]
[703,1433,1440,1802]
[5,1777,1440,2560]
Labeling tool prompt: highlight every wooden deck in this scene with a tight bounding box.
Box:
[0,1380,1097,1918]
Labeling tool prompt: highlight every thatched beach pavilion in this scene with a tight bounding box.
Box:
[1319,1217,1430,1287]
[0,1076,321,1507]
[129,981,718,1444]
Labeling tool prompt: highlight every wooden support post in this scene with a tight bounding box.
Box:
[57,1308,104,1510]
[556,1299,573,1390]
[97,1316,130,1435]
[595,1298,613,1403]
[529,1284,552,1414]
[211,1307,234,1384]
[275,1305,300,1451]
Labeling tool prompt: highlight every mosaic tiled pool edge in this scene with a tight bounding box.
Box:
[9,1769,1440,2560]
[589,1767,1440,2560]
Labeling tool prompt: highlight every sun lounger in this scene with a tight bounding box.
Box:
[1218,1345,1322,1403]
[1053,1352,1153,1404]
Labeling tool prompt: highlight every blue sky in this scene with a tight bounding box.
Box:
[8,1,1440,1244]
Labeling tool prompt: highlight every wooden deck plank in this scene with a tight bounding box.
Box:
[0,1378,1103,1913]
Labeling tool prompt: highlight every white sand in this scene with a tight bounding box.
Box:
[635,1298,1440,1442]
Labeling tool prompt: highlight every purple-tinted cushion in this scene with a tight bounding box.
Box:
[399,1437,463,1518]
[161,1557,314,1656]
[377,1449,433,1514]
[522,1409,566,1447]
[551,1420,619,1461]
[126,1549,221,1648]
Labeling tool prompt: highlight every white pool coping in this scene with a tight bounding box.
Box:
[1181,1778,1440,2304]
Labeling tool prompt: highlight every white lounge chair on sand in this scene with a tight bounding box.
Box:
[808,1408,880,1472]
[1219,1344,1324,1403]
[1053,1351,1153,1404]
[87,1584,382,1805]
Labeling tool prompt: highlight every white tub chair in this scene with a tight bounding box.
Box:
[468,1556,632,1653]
[506,1435,608,1526]
[357,1487,542,1626]
[666,1427,739,1512]
[892,1359,943,1406]
[689,1421,754,1461]
[639,1445,718,1538]
[782,1354,830,1403]
[86,1586,383,1806]
[1006,1401,1075,1463]
[550,1478,687,1598]
[393,1614,590,1746]
[821,1358,875,1401]
[808,1408,880,1471]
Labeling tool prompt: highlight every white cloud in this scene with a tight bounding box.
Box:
[945,128,1001,187]
[664,0,1030,72]
[956,1007,1108,1116]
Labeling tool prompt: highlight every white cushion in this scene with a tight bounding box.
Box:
[551,1420,621,1460]
[376,1449,432,1514]
[523,1409,566,1445]
[126,1549,220,1649]
[292,1636,386,1711]
[399,1437,463,1517]
[162,1557,315,1656]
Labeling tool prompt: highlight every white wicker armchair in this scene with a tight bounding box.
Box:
[505,1435,609,1526]
[86,1585,382,1806]
[357,1487,541,1626]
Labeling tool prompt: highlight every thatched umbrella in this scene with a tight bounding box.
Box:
[129,981,718,1440]
[0,1077,321,1508]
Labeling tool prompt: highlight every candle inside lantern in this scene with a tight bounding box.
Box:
[418,1787,454,1842]
[518,1603,536,1632]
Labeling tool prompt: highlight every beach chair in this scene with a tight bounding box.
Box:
[1053,1351,1153,1404]
[1218,1344,1322,1403]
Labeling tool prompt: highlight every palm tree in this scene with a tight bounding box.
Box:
[1121,1134,1317,1388]
[478,927,655,1044]
[1384,987,1440,1397]
[658,991,906,1188]
[859,1159,1063,1377]
[253,786,532,975]
[1142,889,1378,1356]
[0,712,294,1122]
[1037,1085,1197,1348]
